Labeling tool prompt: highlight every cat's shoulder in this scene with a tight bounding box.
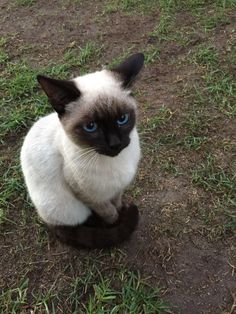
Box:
[33,112,59,128]
[27,112,60,136]
[23,112,61,149]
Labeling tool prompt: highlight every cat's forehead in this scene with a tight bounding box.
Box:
[85,96,134,120]
[65,93,136,125]
[73,69,128,98]
[59,69,138,131]
[64,70,136,121]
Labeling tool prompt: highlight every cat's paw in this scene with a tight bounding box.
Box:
[111,194,123,212]
[116,202,123,213]
[120,202,137,213]
[104,210,119,224]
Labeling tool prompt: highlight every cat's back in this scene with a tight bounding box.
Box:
[21,113,61,172]
[23,112,59,141]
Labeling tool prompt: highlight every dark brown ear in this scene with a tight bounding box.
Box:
[112,53,144,88]
[37,75,81,115]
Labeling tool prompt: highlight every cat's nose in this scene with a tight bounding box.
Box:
[107,134,121,150]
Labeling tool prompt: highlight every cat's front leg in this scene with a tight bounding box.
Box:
[91,201,119,224]
[111,192,123,212]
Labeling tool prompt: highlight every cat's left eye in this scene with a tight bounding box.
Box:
[117,113,129,126]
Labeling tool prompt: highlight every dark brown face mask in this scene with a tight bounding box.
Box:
[70,99,136,157]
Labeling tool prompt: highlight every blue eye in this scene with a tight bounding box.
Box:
[83,122,97,133]
[117,113,129,126]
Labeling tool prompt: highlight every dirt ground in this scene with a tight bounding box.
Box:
[0,0,235,313]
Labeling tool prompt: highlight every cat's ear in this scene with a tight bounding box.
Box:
[112,53,144,88]
[37,75,81,115]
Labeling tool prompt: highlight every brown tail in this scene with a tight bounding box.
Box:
[50,203,139,249]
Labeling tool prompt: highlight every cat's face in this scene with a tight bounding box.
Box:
[37,53,144,157]
[62,95,136,157]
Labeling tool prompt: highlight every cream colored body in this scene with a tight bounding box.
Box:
[21,113,140,225]
[21,70,141,226]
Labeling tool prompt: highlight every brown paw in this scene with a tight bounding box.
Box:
[120,201,137,212]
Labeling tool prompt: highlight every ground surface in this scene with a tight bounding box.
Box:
[0,0,235,313]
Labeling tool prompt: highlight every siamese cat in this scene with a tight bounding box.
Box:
[20,53,144,248]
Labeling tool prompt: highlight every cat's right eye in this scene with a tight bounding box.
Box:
[83,122,98,133]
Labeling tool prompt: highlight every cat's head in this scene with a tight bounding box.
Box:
[37,53,144,157]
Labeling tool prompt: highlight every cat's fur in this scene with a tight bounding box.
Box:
[20,53,144,248]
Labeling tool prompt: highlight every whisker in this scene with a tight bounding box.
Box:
[79,153,98,178]
[64,147,99,182]
[63,148,96,170]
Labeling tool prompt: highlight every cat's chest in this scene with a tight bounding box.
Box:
[64,150,139,203]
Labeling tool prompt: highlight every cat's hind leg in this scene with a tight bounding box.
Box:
[27,176,91,226]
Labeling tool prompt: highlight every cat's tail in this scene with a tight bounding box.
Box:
[50,203,139,249]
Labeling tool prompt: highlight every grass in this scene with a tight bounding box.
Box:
[64,42,103,74]
[0,154,26,225]
[0,37,8,63]
[191,44,219,66]
[204,69,236,115]
[79,268,169,313]
[0,277,58,314]
[15,0,36,6]
[156,156,182,177]
[181,134,207,150]
[0,41,102,140]
[149,0,235,45]
[192,154,236,238]
[0,60,49,139]
[150,13,174,39]
[140,0,235,235]
[144,45,161,64]
[0,267,169,313]
[140,105,173,134]
[0,278,29,313]
[104,0,236,17]
[186,43,236,116]
[139,0,235,237]
[0,50,8,63]
[192,155,236,205]
[108,45,136,68]
[104,0,159,14]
